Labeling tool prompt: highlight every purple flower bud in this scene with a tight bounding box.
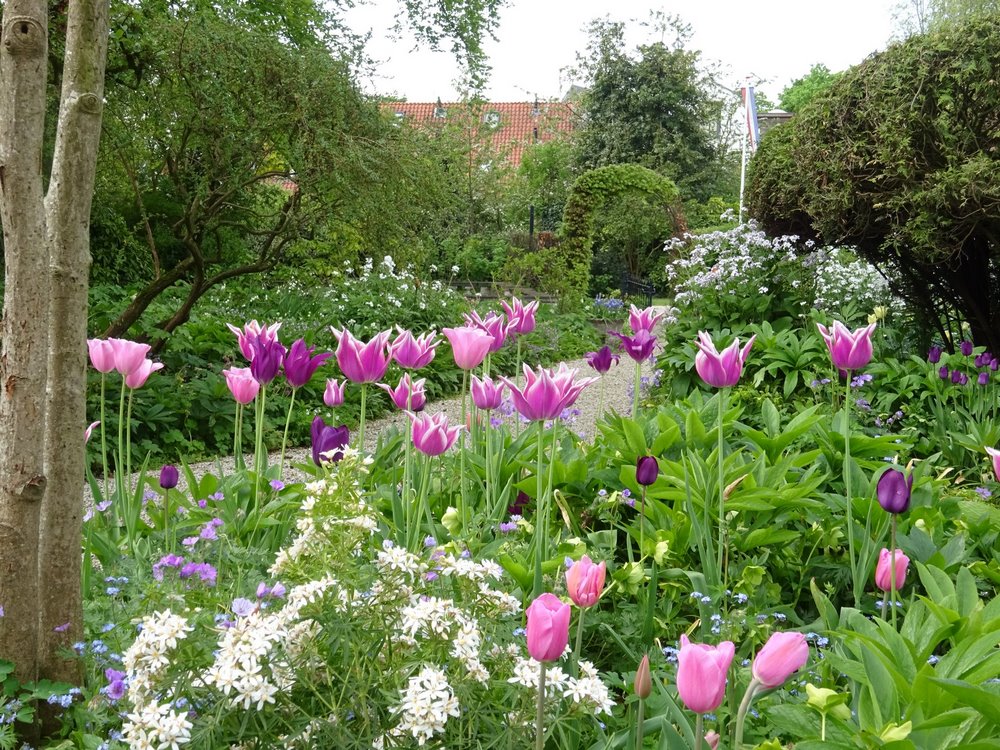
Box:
[159,465,179,490]
[876,468,913,514]
[585,345,620,374]
[939,366,949,380]
[979,372,990,386]
[927,345,942,363]
[310,416,350,466]
[636,455,659,486]
[961,340,974,356]
[952,369,964,384]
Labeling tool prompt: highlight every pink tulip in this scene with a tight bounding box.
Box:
[525,592,571,663]
[223,367,260,404]
[331,328,391,384]
[470,374,505,410]
[390,329,440,370]
[817,321,877,371]
[408,412,462,456]
[109,338,151,376]
[324,379,345,407]
[124,358,163,389]
[442,326,494,370]
[500,363,597,422]
[501,296,539,335]
[85,421,101,444]
[378,374,426,411]
[875,548,909,592]
[464,311,510,353]
[986,446,1000,482]
[565,555,606,608]
[676,634,735,714]
[695,331,757,388]
[751,631,809,688]
[87,339,116,373]
[705,732,721,750]
[629,305,665,335]
[227,320,282,361]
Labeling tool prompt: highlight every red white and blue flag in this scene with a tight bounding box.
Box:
[742,84,760,151]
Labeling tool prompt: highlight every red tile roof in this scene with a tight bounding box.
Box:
[382,101,575,167]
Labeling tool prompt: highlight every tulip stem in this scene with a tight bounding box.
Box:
[890,514,898,629]
[598,375,606,424]
[125,388,134,494]
[843,375,859,608]
[253,384,267,517]
[636,697,645,750]
[358,383,367,451]
[639,485,646,556]
[535,662,548,750]
[234,403,243,471]
[278,388,296,479]
[116,380,128,544]
[695,713,704,750]
[717,388,727,589]
[99,373,109,501]
[632,360,641,420]
[533,420,546,598]
[734,678,760,749]
[573,607,585,676]
[460,370,469,532]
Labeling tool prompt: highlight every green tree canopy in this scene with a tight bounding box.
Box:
[747,14,1000,349]
[778,64,842,113]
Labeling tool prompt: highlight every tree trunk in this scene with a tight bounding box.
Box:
[0,0,51,683]
[38,0,108,688]
[100,256,194,338]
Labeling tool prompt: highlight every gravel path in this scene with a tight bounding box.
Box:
[87,320,663,499]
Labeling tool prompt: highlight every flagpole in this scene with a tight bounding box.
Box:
[738,124,748,224]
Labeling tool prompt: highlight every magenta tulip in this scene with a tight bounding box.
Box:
[501,296,539,335]
[87,339,116,373]
[471,374,505,410]
[629,305,665,335]
[500,364,597,422]
[611,329,658,363]
[565,555,606,608]
[378,374,426,411]
[331,328,391,384]
[751,631,809,688]
[464,311,510,353]
[525,592,571,662]
[223,367,260,404]
[442,326,495,370]
[695,331,757,388]
[124,358,163,389]
[324,378,345,407]
[248,336,285,385]
[109,338,151,377]
[987,446,1000,482]
[408,412,462,456]
[227,321,282,361]
[875,548,909,592]
[390,329,440,370]
[85,420,100,444]
[676,634,735,713]
[283,339,332,388]
[817,321,876,371]
[584,345,619,374]
[636,455,659,486]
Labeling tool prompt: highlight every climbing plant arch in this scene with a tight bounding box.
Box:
[556,164,680,304]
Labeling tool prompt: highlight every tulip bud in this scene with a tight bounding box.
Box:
[159,465,179,490]
[752,631,809,689]
[676,634,735,714]
[927,345,942,363]
[876,468,912,514]
[705,731,721,750]
[634,654,651,699]
[961,340,974,356]
[636,456,659,486]
[324,378,345,407]
[525,593,571,663]
[875,548,909,592]
[565,555,606,608]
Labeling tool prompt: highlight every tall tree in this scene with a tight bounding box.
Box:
[778,64,841,113]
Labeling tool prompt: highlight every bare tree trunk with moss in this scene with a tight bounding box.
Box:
[38,0,109,688]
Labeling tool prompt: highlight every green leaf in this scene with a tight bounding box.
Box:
[929,679,1000,724]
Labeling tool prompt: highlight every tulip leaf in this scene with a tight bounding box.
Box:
[956,566,981,618]
[916,562,956,606]
[928,678,1000,725]
[739,528,801,548]
[810,578,840,630]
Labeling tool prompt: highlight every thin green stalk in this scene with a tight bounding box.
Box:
[636,697,645,750]
[234,403,243,470]
[598,376,606,425]
[358,382,367,450]
[99,374,109,499]
[695,713,704,750]
[460,370,469,531]
[535,662,548,750]
[717,388,727,587]
[844,375,859,608]
[533,420,546,598]
[821,712,827,742]
[278,388,297,478]
[573,607,586,676]
[639,486,646,555]
[890,514,898,629]
[125,388,135,492]
[253,384,268,509]
[632,360,641,419]
[734,678,760,749]
[485,415,494,523]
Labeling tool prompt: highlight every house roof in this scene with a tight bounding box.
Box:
[382,101,575,167]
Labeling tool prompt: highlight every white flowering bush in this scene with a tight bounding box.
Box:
[112,450,616,749]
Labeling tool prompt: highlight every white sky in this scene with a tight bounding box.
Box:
[345,0,898,104]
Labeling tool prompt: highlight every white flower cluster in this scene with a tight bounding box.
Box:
[391,666,460,746]
[122,700,193,750]
[507,657,614,716]
[122,610,194,702]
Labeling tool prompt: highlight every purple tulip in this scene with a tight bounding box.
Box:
[961,340,974,356]
[249,336,285,385]
[283,339,332,388]
[927,345,942,364]
[390,329,440,370]
[939,366,950,380]
[377,374,426,411]
[500,363,597,422]
[951,369,964,384]
[331,328,391,384]
[876,468,912,514]
[986,446,1000,482]
[817,321,876,371]
[991,359,998,372]
[408,412,462,456]
[310,416,350,466]
[227,321,282,361]
[501,296,540,335]
[585,345,619,374]
[464,311,511,353]
[611,330,658,363]
[980,372,990,386]
[323,379,345,407]
[694,331,756,388]
[471,374,505,410]
[159,464,179,490]
[636,456,659,486]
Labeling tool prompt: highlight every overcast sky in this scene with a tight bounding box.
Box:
[344,0,899,104]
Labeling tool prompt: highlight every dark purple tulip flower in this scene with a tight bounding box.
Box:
[310,416,350,466]
[636,455,659,486]
[585,345,620,374]
[283,338,332,388]
[876,468,913,514]
[959,372,969,385]
[980,372,990,386]
[927,345,942,363]
[249,336,286,385]
[612,330,657,363]
[951,369,964,384]
[159,464,179,490]
[939,366,949,380]
[992,359,999,372]
[961,340,974,356]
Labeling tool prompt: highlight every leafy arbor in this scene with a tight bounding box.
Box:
[747,15,1000,350]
